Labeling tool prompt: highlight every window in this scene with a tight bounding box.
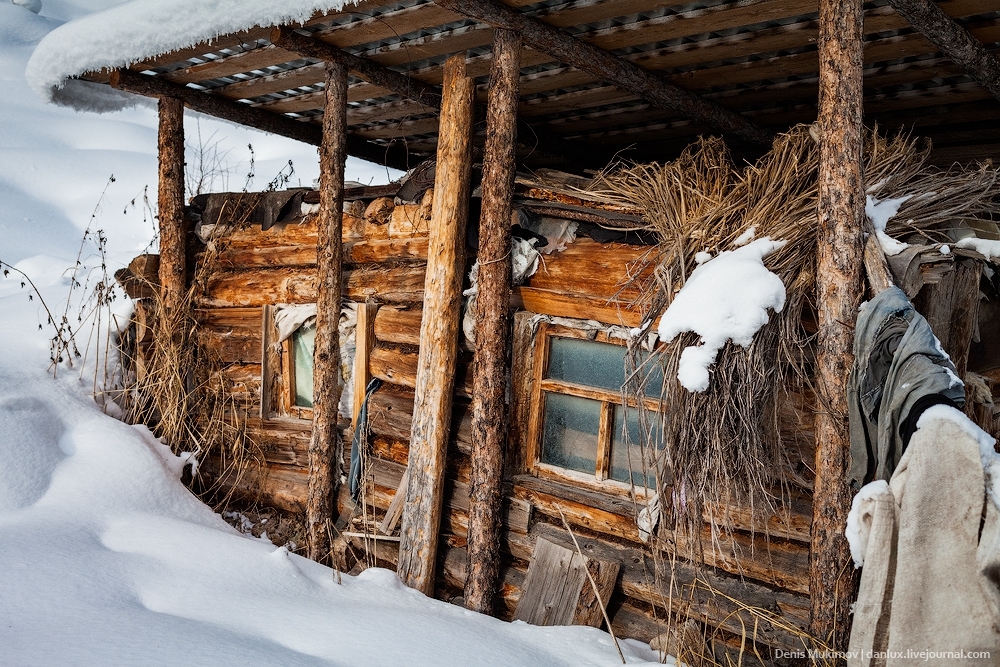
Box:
[288,322,316,408]
[529,323,664,493]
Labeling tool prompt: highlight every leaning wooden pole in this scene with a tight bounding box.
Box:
[812,0,864,649]
[306,61,349,563]
[398,55,475,596]
[156,96,186,326]
[465,29,522,615]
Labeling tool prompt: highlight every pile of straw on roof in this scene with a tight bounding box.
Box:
[583,124,1000,547]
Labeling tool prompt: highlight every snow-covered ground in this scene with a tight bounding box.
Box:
[0,3,659,665]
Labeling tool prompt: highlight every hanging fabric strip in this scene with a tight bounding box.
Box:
[349,377,383,501]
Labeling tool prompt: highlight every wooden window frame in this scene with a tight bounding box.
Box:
[526,321,659,499]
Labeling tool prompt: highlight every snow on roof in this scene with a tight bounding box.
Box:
[26,0,345,112]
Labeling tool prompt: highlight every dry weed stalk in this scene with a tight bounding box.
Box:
[118,190,269,509]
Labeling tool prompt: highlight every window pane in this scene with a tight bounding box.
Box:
[292,324,315,408]
[548,337,626,391]
[541,393,600,475]
[610,405,662,488]
[548,336,664,398]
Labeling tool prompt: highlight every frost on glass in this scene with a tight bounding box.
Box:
[292,324,315,408]
[548,336,664,397]
[541,393,600,475]
[610,406,662,487]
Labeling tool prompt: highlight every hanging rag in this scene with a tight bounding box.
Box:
[847,286,965,490]
[349,378,383,501]
[847,407,1000,666]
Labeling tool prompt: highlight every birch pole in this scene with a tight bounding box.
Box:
[306,61,348,562]
[397,55,475,596]
[812,0,864,648]
[465,28,522,615]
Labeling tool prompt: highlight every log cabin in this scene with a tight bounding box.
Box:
[29,0,1000,663]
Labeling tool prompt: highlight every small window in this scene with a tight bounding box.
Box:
[530,324,663,492]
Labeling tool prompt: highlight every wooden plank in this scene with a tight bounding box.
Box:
[916,257,982,378]
[353,302,379,425]
[514,535,619,627]
[398,55,475,596]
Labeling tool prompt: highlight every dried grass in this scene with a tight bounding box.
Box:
[117,191,268,510]
[559,125,1000,660]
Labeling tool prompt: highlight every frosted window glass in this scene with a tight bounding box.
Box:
[547,336,663,397]
[548,337,625,390]
[541,393,600,475]
[293,324,315,408]
[610,406,661,488]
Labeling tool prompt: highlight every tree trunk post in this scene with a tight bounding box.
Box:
[306,61,348,563]
[812,0,864,649]
[157,96,186,325]
[398,54,475,596]
[465,29,522,616]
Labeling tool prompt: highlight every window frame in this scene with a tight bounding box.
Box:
[526,321,660,498]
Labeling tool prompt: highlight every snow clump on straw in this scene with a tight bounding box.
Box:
[657,237,787,392]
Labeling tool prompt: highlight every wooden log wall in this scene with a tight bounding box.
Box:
[191,189,820,662]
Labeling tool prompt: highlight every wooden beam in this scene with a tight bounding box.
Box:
[272,26,606,170]
[271,27,444,110]
[887,0,1000,103]
[108,68,411,171]
[397,55,475,596]
[465,28,521,616]
[812,0,864,649]
[306,61,349,563]
[432,0,772,145]
[156,96,186,324]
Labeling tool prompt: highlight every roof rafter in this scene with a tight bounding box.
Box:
[108,68,412,171]
[431,0,773,144]
[886,0,1000,104]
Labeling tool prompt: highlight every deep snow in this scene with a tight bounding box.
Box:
[1,3,655,665]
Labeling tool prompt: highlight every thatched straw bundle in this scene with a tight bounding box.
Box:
[585,125,1000,551]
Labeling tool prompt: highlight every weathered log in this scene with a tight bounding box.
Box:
[916,257,982,378]
[432,0,771,145]
[521,238,655,303]
[109,68,410,171]
[373,306,423,346]
[197,265,427,307]
[887,0,1000,104]
[812,0,864,647]
[368,345,474,396]
[398,55,475,596]
[157,96,186,326]
[271,27,443,110]
[466,28,522,616]
[306,61,348,563]
[367,390,474,454]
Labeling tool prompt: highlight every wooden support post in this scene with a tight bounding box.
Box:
[812,0,864,649]
[157,96,186,323]
[306,61,349,563]
[886,0,1000,104]
[465,29,522,616]
[352,302,379,426]
[397,55,475,596]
